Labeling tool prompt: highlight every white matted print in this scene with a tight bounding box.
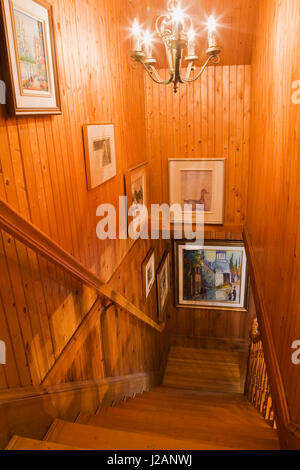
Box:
[0,0,61,115]
[83,124,117,189]
[169,159,225,224]
[142,248,155,302]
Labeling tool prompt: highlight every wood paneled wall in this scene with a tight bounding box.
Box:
[0,0,169,390]
[246,0,300,447]
[144,64,251,348]
[145,65,251,228]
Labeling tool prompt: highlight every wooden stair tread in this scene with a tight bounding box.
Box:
[163,347,243,394]
[43,418,233,450]
[99,398,272,425]
[6,435,83,450]
[77,408,279,448]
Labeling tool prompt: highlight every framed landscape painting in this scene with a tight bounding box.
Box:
[157,252,170,322]
[168,158,225,224]
[83,124,117,189]
[175,241,248,311]
[0,0,61,115]
[142,247,155,302]
[125,163,148,234]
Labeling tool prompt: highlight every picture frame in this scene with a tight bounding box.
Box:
[125,163,148,234]
[168,158,225,225]
[0,0,61,115]
[142,247,155,303]
[83,123,117,190]
[156,252,170,323]
[175,240,248,311]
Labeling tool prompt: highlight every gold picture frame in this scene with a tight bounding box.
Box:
[142,247,155,303]
[0,0,61,115]
[125,162,148,235]
[156,251,170,323]
[83,123,117,189]
[175,240,249,311]
[168,158,225,225]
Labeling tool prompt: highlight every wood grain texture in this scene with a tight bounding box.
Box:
[246,0,300,449]
[0,371,162,449]
[145,65,251,228]
[0,0,169,392]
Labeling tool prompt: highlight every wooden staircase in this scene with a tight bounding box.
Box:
[5,347,280,450]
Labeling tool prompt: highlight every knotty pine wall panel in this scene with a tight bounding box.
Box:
[145,65,251,228]
[246,0,300,431]
[0,0,169,390]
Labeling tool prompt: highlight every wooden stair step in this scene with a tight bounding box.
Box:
[76,408,279,449]
[43,418,235,450]
[163,348,242,394]
[118,390,261,417]
[114,398,272,427]
[6,435,83,450]
[117,397,269,423]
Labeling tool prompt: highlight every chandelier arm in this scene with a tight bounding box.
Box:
[137,59,174,85]
[184,62,194,81]
[182,55,219,83]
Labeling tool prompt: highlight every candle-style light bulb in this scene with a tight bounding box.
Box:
[187,27,196,56]
[172,2,184,40]
[144,30,153,59]
[131,18,142,51]
[207,15,217,48]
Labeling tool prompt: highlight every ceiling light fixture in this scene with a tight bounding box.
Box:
[130,1,221,93]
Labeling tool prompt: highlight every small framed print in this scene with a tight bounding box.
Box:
[175,240,248,311]
[125,163,148,234]
[168,158,225,225]
[142,247,155,302]
[83,124,117,189]
[0,0,61,115]
[157,252,170,322]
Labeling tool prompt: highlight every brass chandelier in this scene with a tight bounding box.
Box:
[130,0,221,93]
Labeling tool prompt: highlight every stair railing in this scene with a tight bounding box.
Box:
[245,317,276,428]
[0,198,165,333]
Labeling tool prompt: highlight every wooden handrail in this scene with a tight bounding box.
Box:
[0,198,165,333]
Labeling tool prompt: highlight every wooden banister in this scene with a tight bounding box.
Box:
[245,317,276,428]
[0,198,165,333]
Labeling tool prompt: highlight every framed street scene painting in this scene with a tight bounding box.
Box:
[157,252,170,322]
[175,241,248,311]
[142,247,155,303]
[168,158,225,224]
[0,0,61,115]
[83,124,117,189]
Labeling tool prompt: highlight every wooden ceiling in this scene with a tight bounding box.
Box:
[131,0,258,66]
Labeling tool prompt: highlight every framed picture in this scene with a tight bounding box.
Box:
[0,0,61,115]
[175,240,248,311]
[83,124,117,189]
[125,163,148,234]
[142,247,155,302]
[168,158,225,224]
[157,252,170,322]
